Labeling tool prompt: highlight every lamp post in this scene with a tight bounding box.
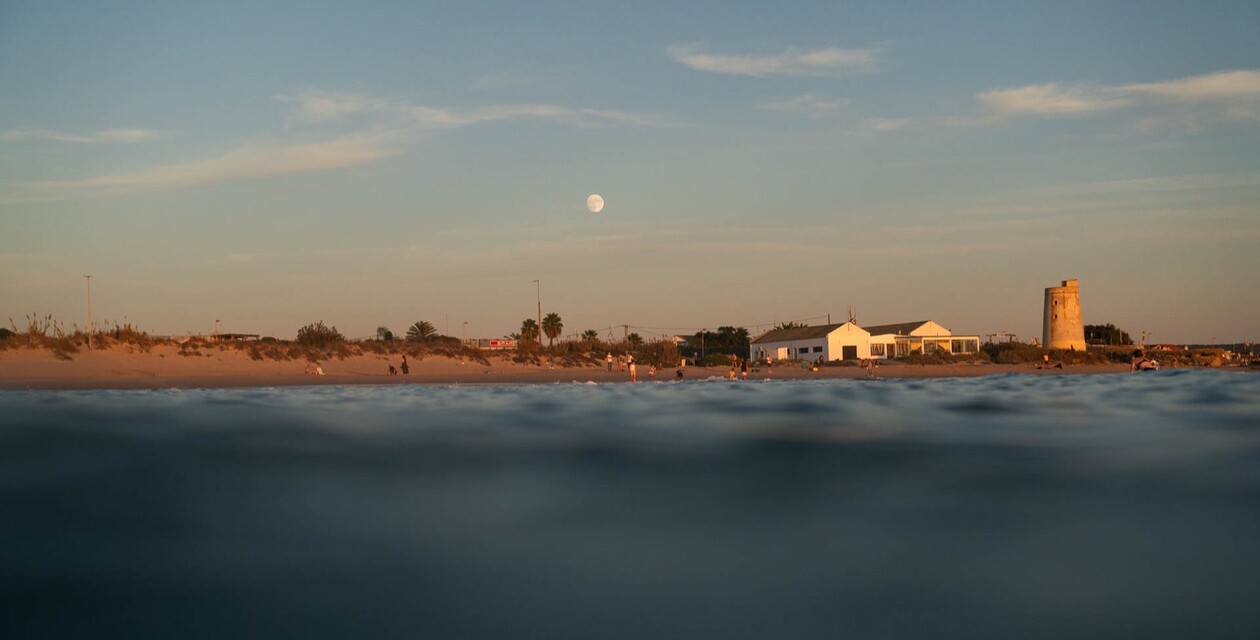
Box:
[83,275,93,350]
[532,279,541,345]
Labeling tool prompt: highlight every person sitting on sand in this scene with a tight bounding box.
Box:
[676,369,684,380]
[389,365,397,376]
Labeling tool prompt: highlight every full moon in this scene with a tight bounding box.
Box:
[586,194,604,213]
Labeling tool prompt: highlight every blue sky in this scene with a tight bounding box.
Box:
[3,1,1258,343]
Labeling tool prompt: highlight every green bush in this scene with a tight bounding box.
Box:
[296,321,345,347]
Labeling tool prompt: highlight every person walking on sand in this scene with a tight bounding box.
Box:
[400,355,409,375]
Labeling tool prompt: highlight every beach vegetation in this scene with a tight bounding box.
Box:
[376,326,395,341]
[680,326,750,359]
[1084,323,1133,346]
[296,321,346,347]
[519,319,540,345]
[580,329,600,347]
[406,321,437,342]
[542,313,563,346]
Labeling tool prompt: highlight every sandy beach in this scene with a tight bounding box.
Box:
[0,344,1138,390]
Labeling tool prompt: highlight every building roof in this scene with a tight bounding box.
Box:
[862,320,934,336]
[752,323,856,344]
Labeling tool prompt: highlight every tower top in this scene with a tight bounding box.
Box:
[1062,279,1078,288]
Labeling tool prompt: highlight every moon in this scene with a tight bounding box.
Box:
[586,194,604,213]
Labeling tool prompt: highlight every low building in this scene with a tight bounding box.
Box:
[864,320,980,359]
[750,322,871,362]
[750,319,981,362]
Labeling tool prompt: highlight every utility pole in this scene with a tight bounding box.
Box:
[462,321,468,345]
[532,280,541,345]
[83,275,93,350]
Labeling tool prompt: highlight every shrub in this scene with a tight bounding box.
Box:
[296,321,345,347]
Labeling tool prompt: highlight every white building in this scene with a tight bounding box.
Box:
[749,322,871,362]
[751,320,981,362]
[863,320,979,359]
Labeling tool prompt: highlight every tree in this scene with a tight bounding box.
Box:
[542,313,563,346]
[775,321,805,330]
[406,321,437,342]
[520,318,540,344]
[627,333,643,348]
[296,321,345,347]
[1084,323,1133,346]
[376,326,394,341]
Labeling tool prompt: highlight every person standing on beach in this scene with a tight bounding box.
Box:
[628,356,637,382]
[607,353,614,372]
[740,359,748,380]
[400,355,409,375]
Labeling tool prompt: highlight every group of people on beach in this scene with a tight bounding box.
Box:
[388,355,409,376]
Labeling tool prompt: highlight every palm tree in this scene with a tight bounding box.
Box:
[520,318,540,344]
[542,313,563,346]
[406,321,437,342]
[581,329,599,342]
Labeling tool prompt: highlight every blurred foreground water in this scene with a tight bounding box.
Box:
[2,371,1259,639]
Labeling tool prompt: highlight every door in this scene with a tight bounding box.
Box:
[842,345,857,360]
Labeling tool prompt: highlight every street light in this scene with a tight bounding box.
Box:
[532,279,541,345]
[83,275,93,350]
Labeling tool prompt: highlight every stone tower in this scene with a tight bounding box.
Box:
[1043,279,1085,351]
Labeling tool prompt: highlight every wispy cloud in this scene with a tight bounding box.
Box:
[408,103,673,129]
[758,94,850,118]
[27,133,398,199]
[977,69,1260,119]
[274,91,393,125]
[1122,70,1260,102]
[976,83,1131,116]
[865,69,1260,135]
[667,45,875,77]
[0,128,160,143]
[5,89,673,202]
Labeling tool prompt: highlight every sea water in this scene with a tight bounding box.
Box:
[2,371,1258,639]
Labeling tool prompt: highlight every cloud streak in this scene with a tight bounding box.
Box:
[977,69,1260,118]
[27,133,397,198]
[409,103,673,129]
[668,45,875,77]
[0,128,160,143]
[6,90,672,202]
[758,94,850,118]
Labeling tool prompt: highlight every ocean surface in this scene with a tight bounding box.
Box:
[2,371,1258,639]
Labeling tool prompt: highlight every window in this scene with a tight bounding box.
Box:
[871,343,885,356]
[813,346,823,353]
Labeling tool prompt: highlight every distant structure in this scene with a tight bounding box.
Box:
[1043,279,1085,351]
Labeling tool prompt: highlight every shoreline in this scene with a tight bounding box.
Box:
[0,344,1173,390]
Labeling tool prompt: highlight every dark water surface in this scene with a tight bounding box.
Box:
[3,371,1258,639]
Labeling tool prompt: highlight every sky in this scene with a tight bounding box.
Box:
[2,0,1258,344]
